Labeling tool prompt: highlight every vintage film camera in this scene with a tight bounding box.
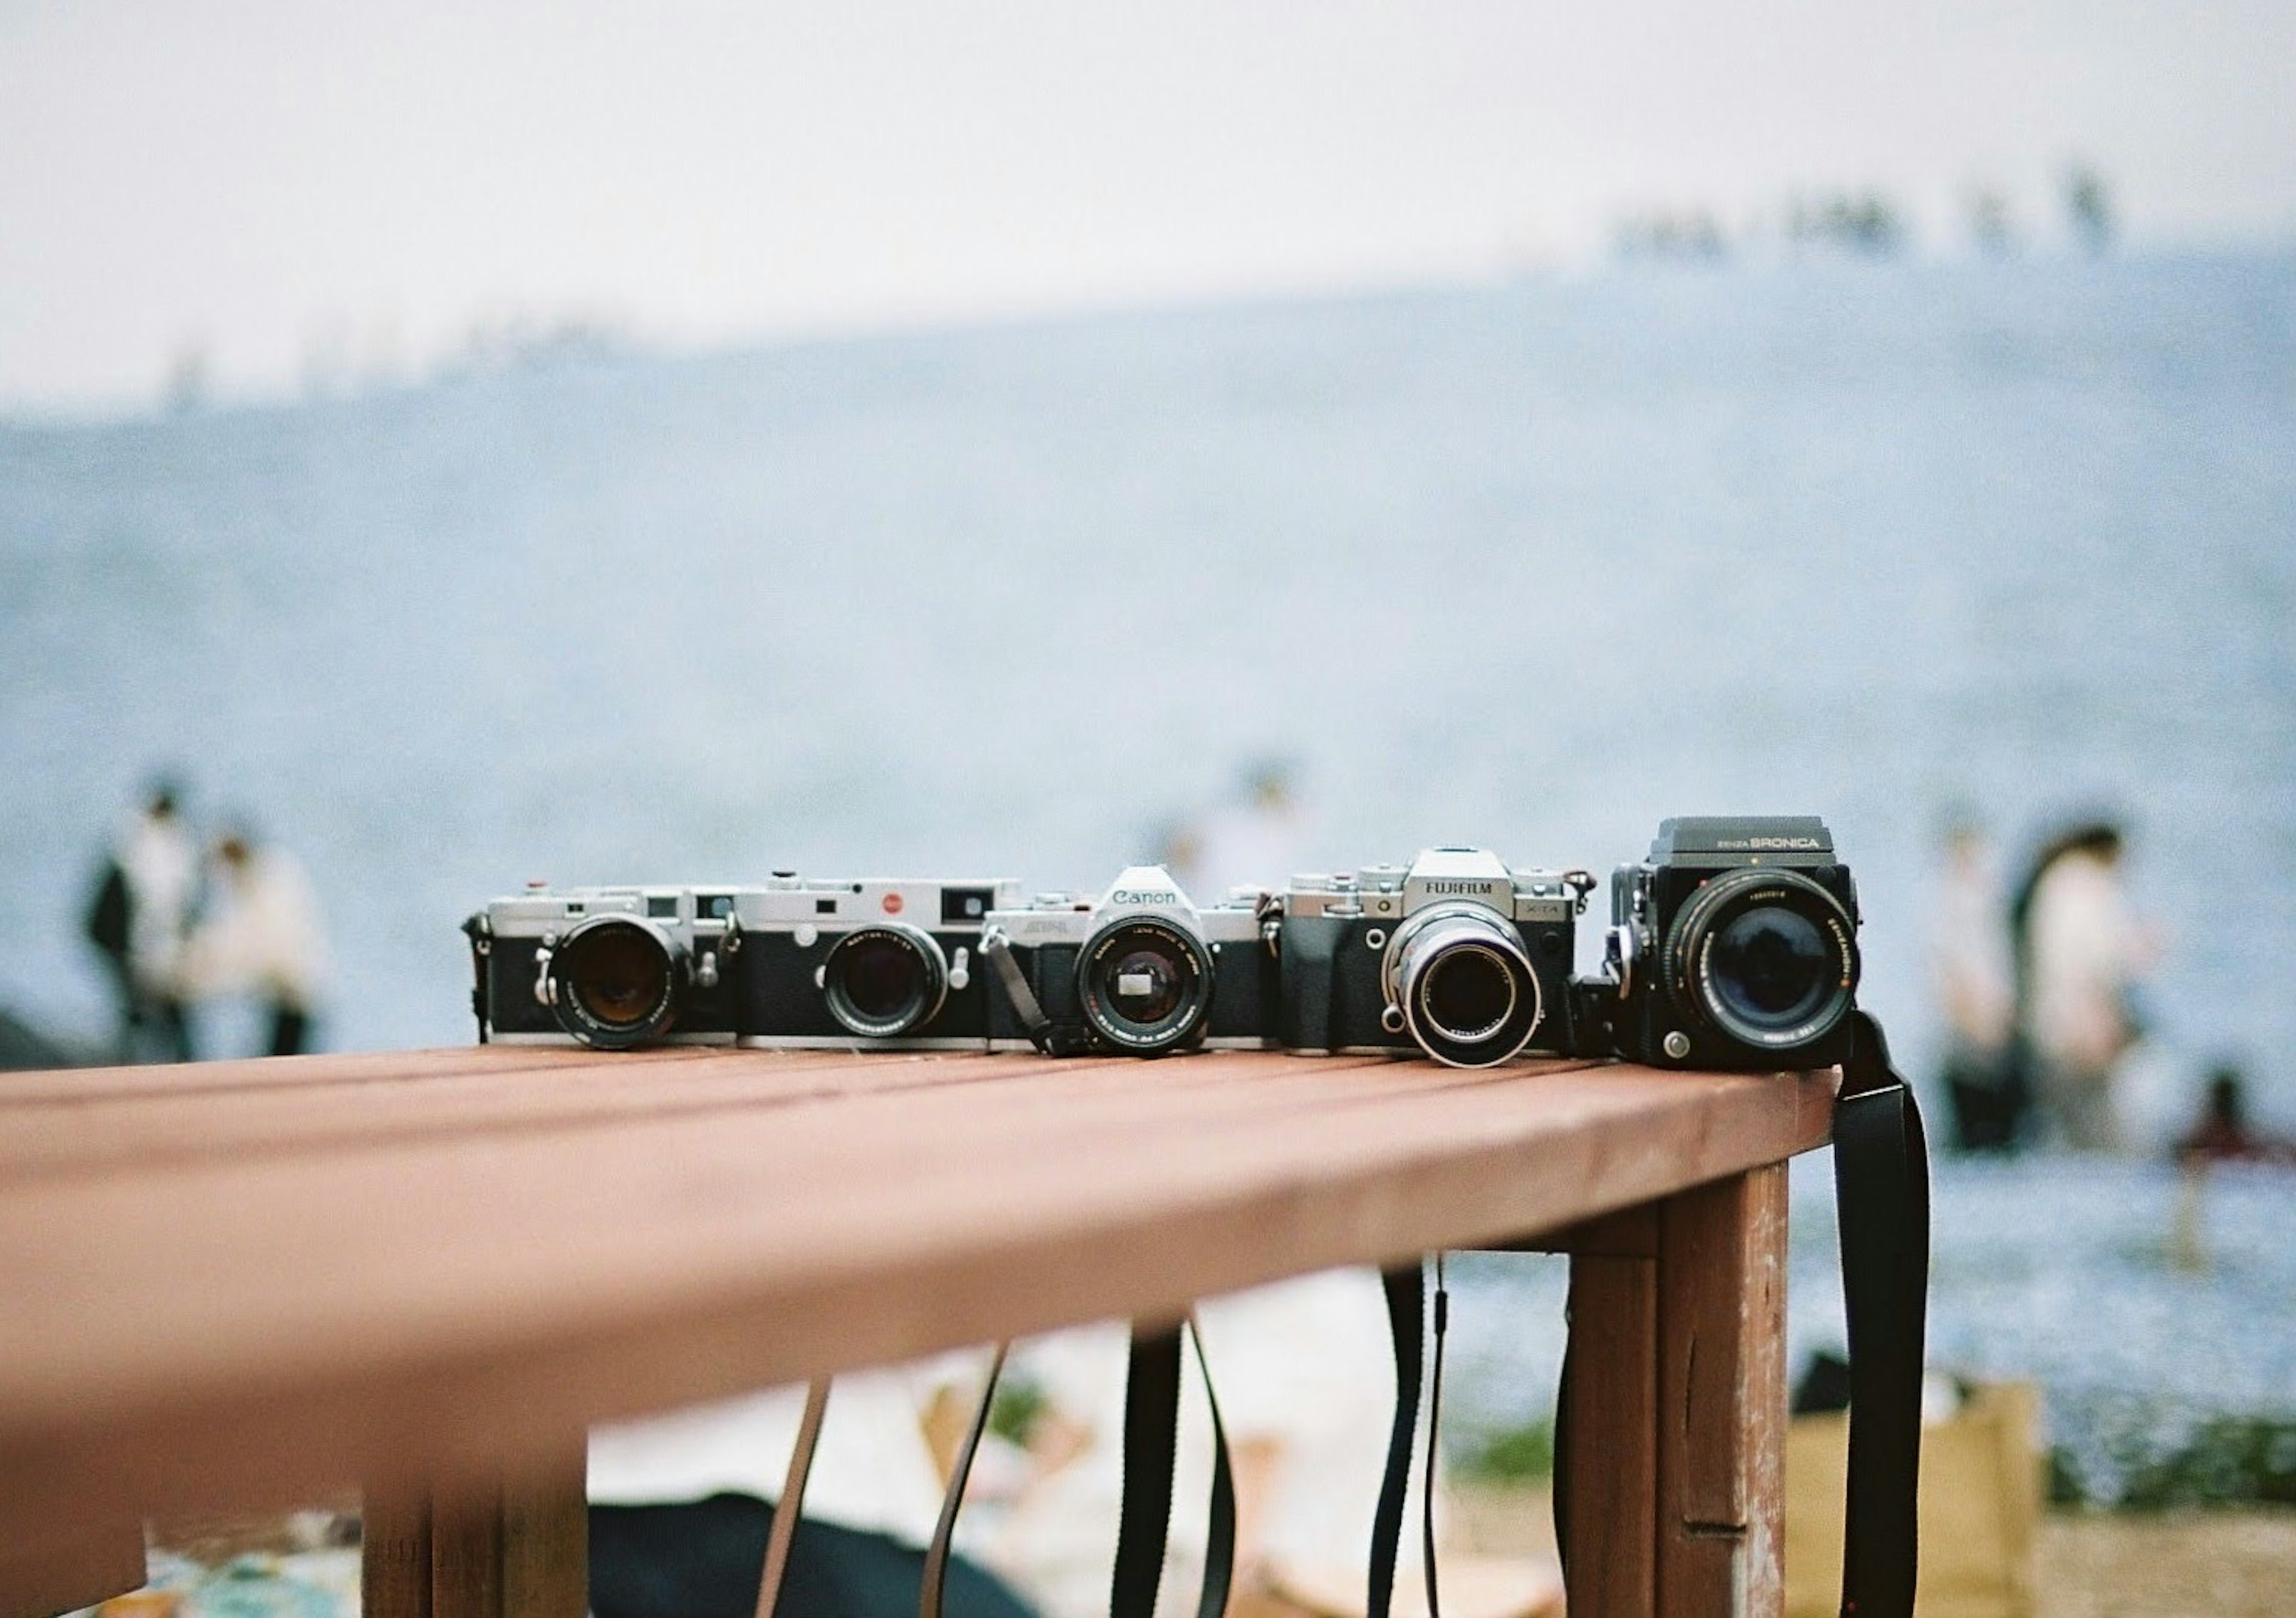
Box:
[465,884,750,1049]
[729,873,1019,1048]
[1590,815,1862,1070]
[979,866,1278,1055]
[1279,849,1592,1068]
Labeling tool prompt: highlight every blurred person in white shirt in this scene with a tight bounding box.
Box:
[183,825,328,1056]
[2012,821,2158,1153]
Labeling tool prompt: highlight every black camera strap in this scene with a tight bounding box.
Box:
[1376,1013,1931,1618]
[981,927,1093,1057]
[1112,1318,1236,1618]
[1831,1010,1930,1618]
[921,1324,1235,1618]
[921,1344,1007,1618]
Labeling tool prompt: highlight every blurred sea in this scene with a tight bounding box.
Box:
[4,249,2293,1457]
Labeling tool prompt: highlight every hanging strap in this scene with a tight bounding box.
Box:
[1832,1011,1931,1618]
[921,1345,1010,1618]
[981,927,1092,1056]
[922,1324,1234,1618]
[1366,1263,1424,1618]
[1113,1317,1236,1618]
[1421,1256,1448,1618]
[755,1377,832,1618]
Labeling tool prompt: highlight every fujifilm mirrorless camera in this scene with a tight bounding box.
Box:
[979,866,1278,1055]
[1280,849,1593,1068]
[1593,816,1861,1070]
[465,884,750,1049]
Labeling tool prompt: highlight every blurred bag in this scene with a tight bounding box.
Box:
[1785,1382,2041,1618]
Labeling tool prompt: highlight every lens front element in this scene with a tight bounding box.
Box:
[1079,918,1211,1053]
[823,925,949,1039]
[1422,946,1518,1042]
[1386,903,1543,1068]
[550,916,684,1048]
[1666,868,1858,1054]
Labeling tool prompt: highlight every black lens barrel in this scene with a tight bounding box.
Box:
[1077,917,1212,1054]
[549,915,685,1049]
[1663,866,1858,1054]
[822,924,949,1039]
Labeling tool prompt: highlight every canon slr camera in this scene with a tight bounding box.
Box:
[978,866,1278,1055]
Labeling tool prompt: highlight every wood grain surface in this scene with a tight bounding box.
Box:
[0,1046,1832,1552]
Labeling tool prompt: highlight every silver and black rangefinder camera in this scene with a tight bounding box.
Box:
[1596,816,1861,1070]
[729,873,1020,1048]
[1278,848,1590,1068]
[464,884,750,1049]
[979,866,1278,1056]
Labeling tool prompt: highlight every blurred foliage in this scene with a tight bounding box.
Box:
[2050,1412,2296,1510]
[1455,1418,1555,1482]
[987,1372,1049,1449]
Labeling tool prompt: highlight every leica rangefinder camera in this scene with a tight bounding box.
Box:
[1278,848,1590,1068]
[979,866,1277,1055]
[465,884,750,1049]
[1598,816,1861,1070]
[730,873,1020,1048]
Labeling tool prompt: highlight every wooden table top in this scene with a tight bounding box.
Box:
[0,1045,1833,1544]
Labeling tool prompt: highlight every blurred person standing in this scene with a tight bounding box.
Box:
[1932,810,2020,1150]
[2010,821,2157,1153]
[184,826,328,1056]
[82,779,199,1062]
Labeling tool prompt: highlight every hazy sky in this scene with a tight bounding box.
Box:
[4,1,2292,413]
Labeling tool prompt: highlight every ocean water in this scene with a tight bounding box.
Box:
[4,250,2294,1445]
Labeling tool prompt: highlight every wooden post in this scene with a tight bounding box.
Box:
[0,1515,146,1618]
[1654,1166,1788,1618]
[364,1439,587,1618]
[1563,1240,1659,1618]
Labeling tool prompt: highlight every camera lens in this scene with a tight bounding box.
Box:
[1387,903,1543,1068]
[1712,908,1831,1027]
[551,916,684,1049]
[822,926,948,1039]
[1665,868,1858,1055]
[1422,947,1516,1041]
[1079,918,1211,1054]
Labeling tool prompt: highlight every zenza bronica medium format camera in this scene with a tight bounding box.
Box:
[729,874,1021,1048]
[465,884,752,1049]
[1600,816,1861,1070]
[1280,850,1592,1068]
[979,867,1277,1055]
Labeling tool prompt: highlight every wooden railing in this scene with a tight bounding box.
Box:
[0,1046,1835,1618]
